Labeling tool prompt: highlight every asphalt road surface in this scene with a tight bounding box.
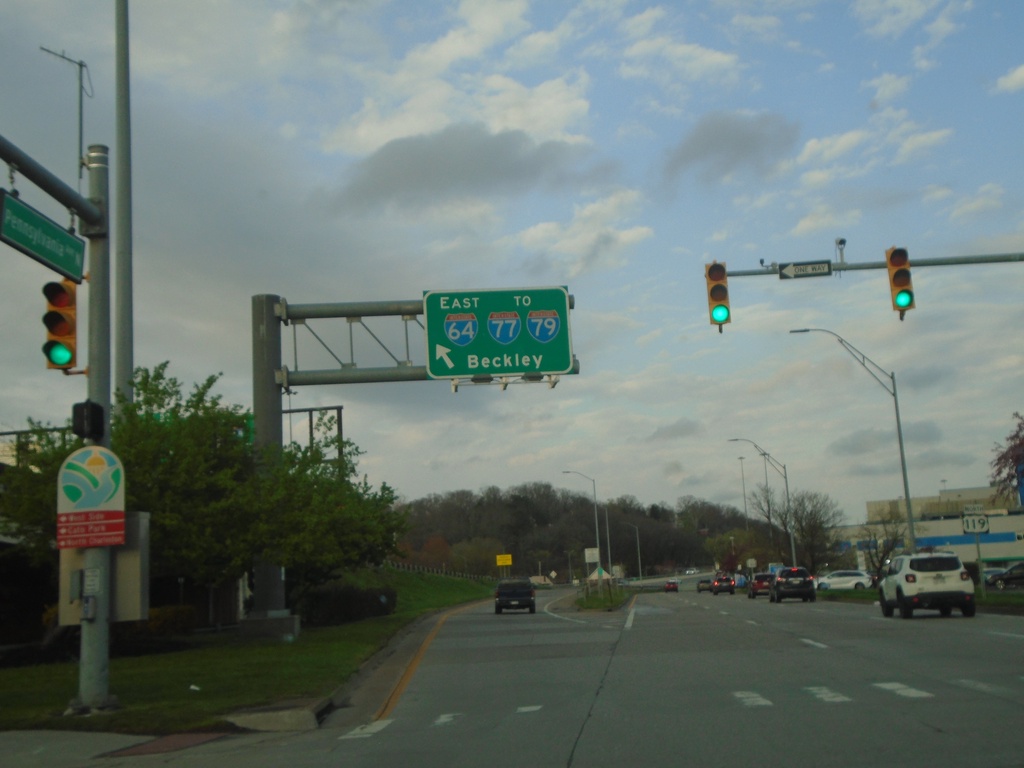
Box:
[7,583,1024,767]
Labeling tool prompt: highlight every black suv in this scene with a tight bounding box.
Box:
[987,562,1024,591]
[770,567,816,603]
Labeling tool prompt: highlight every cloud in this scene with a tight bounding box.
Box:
[507,189,654,276]
[333,123,600,212]
[851,0,942,38]
[650,417,703,441]
[994,64,1024,93]
[864,73,911,107]
[663,111,800,186]
[949,183,1004,220]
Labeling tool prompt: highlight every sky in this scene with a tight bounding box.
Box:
[1,0,1022,526]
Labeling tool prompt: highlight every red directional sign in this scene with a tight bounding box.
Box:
[57,510,126,549]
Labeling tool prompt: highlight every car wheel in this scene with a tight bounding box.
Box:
[529,604,536,614]
[495,606,502,614]
[810,592,816,603]
[939,606,952,617]
[962,602,976,618]
[898,592,913,619]
[775,594,783,604]
[879,591,894,617]
[996,579,1007,591]
[854,583,865,589]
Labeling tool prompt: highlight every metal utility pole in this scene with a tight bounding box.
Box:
[730,438,797,566]
[790,328,917,551]
[114,0,134,406]
[563,470,602,579]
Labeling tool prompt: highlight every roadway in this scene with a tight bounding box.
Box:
[7,579,1024,767]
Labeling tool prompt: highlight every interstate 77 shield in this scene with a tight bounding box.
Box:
[423,287,574,379]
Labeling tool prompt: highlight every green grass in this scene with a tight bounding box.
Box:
[0,568,493,735]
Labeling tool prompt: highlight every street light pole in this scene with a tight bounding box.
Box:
[729,438,797,565]
[627,523,642,581]
[563,470,604,580]
[789,328,917,551]
[738,456,749,528]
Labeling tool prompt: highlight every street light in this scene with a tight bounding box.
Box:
[626,523,643,581]
[789,327,916,551]
[563,470,609,580]
[729,438,797,565]
[738,456,749,528]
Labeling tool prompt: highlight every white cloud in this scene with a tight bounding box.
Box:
[949,183,1004,220]
[864,73,911,106]
[851,0,942,38]
[995,64,1024,93]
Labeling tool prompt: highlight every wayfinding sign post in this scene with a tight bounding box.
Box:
[423,287,574,379]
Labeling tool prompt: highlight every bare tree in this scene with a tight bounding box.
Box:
[788,491,844,574]
[860,509,908,582]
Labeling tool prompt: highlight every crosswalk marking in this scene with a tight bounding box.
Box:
[873,682,934,698]
[734,691,772,706]
[340,720,393,739]
[805,686,851,703]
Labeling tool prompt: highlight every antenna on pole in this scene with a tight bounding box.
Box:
[40,46,93,185]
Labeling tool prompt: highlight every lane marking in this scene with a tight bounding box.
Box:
[805,686,851,703]
[800,638,828,649]
[517,705,543,713]
[874,682,933,698]
[433,713,461,726]
[734,691,772,706]
[340,720,393,739]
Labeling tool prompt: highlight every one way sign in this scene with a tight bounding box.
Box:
[779,260,833,279]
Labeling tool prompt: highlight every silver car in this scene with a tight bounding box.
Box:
[816,570,872,590]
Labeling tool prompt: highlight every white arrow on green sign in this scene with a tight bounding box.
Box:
[423,286,574,379]
[0,189,85,281]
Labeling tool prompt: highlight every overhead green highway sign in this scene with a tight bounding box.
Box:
[423,287,574,379]
[0,190,85,281]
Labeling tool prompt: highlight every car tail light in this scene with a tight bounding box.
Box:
[904,574,917,583]
[960,571,970,582]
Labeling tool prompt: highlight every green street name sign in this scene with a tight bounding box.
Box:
[0,189,85,281]
[423,287,574,379]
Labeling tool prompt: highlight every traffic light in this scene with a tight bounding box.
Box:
[72,400,104,441]
[705,261,731,331]
[42,279,77,369]
[885,246,914,320]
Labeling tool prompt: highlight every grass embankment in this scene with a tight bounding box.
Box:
[0,568,493,735]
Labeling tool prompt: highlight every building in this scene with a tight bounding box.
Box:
[836,485,1023,569]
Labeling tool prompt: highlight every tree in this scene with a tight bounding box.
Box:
[861,509,908,580]
[991,412,1024,507]
[788,491,844,574]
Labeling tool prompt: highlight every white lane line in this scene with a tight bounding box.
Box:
[805,686,851,703]
[800,638,828,649]
[874,682,934,698]
[989,631,1024,640]
[625,606,636,629]
[340,720,393,739]
[734,691,772,707]
[433,713,461,726]
[951,679,1012,696]
[517,705,543,713]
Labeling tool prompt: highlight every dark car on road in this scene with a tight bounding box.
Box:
[986,562,1024,591]
[494,578,536,614]
[770,567,816,603]
[712,573,735,595]
[747,572,774,599]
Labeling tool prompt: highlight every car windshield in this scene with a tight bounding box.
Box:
[910,556,961,572]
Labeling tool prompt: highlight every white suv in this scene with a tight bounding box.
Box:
[878,552,976,619]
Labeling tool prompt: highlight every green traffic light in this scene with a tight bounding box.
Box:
[711,304,730,323]
[43,341,74,367]
[894,289,913,309]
